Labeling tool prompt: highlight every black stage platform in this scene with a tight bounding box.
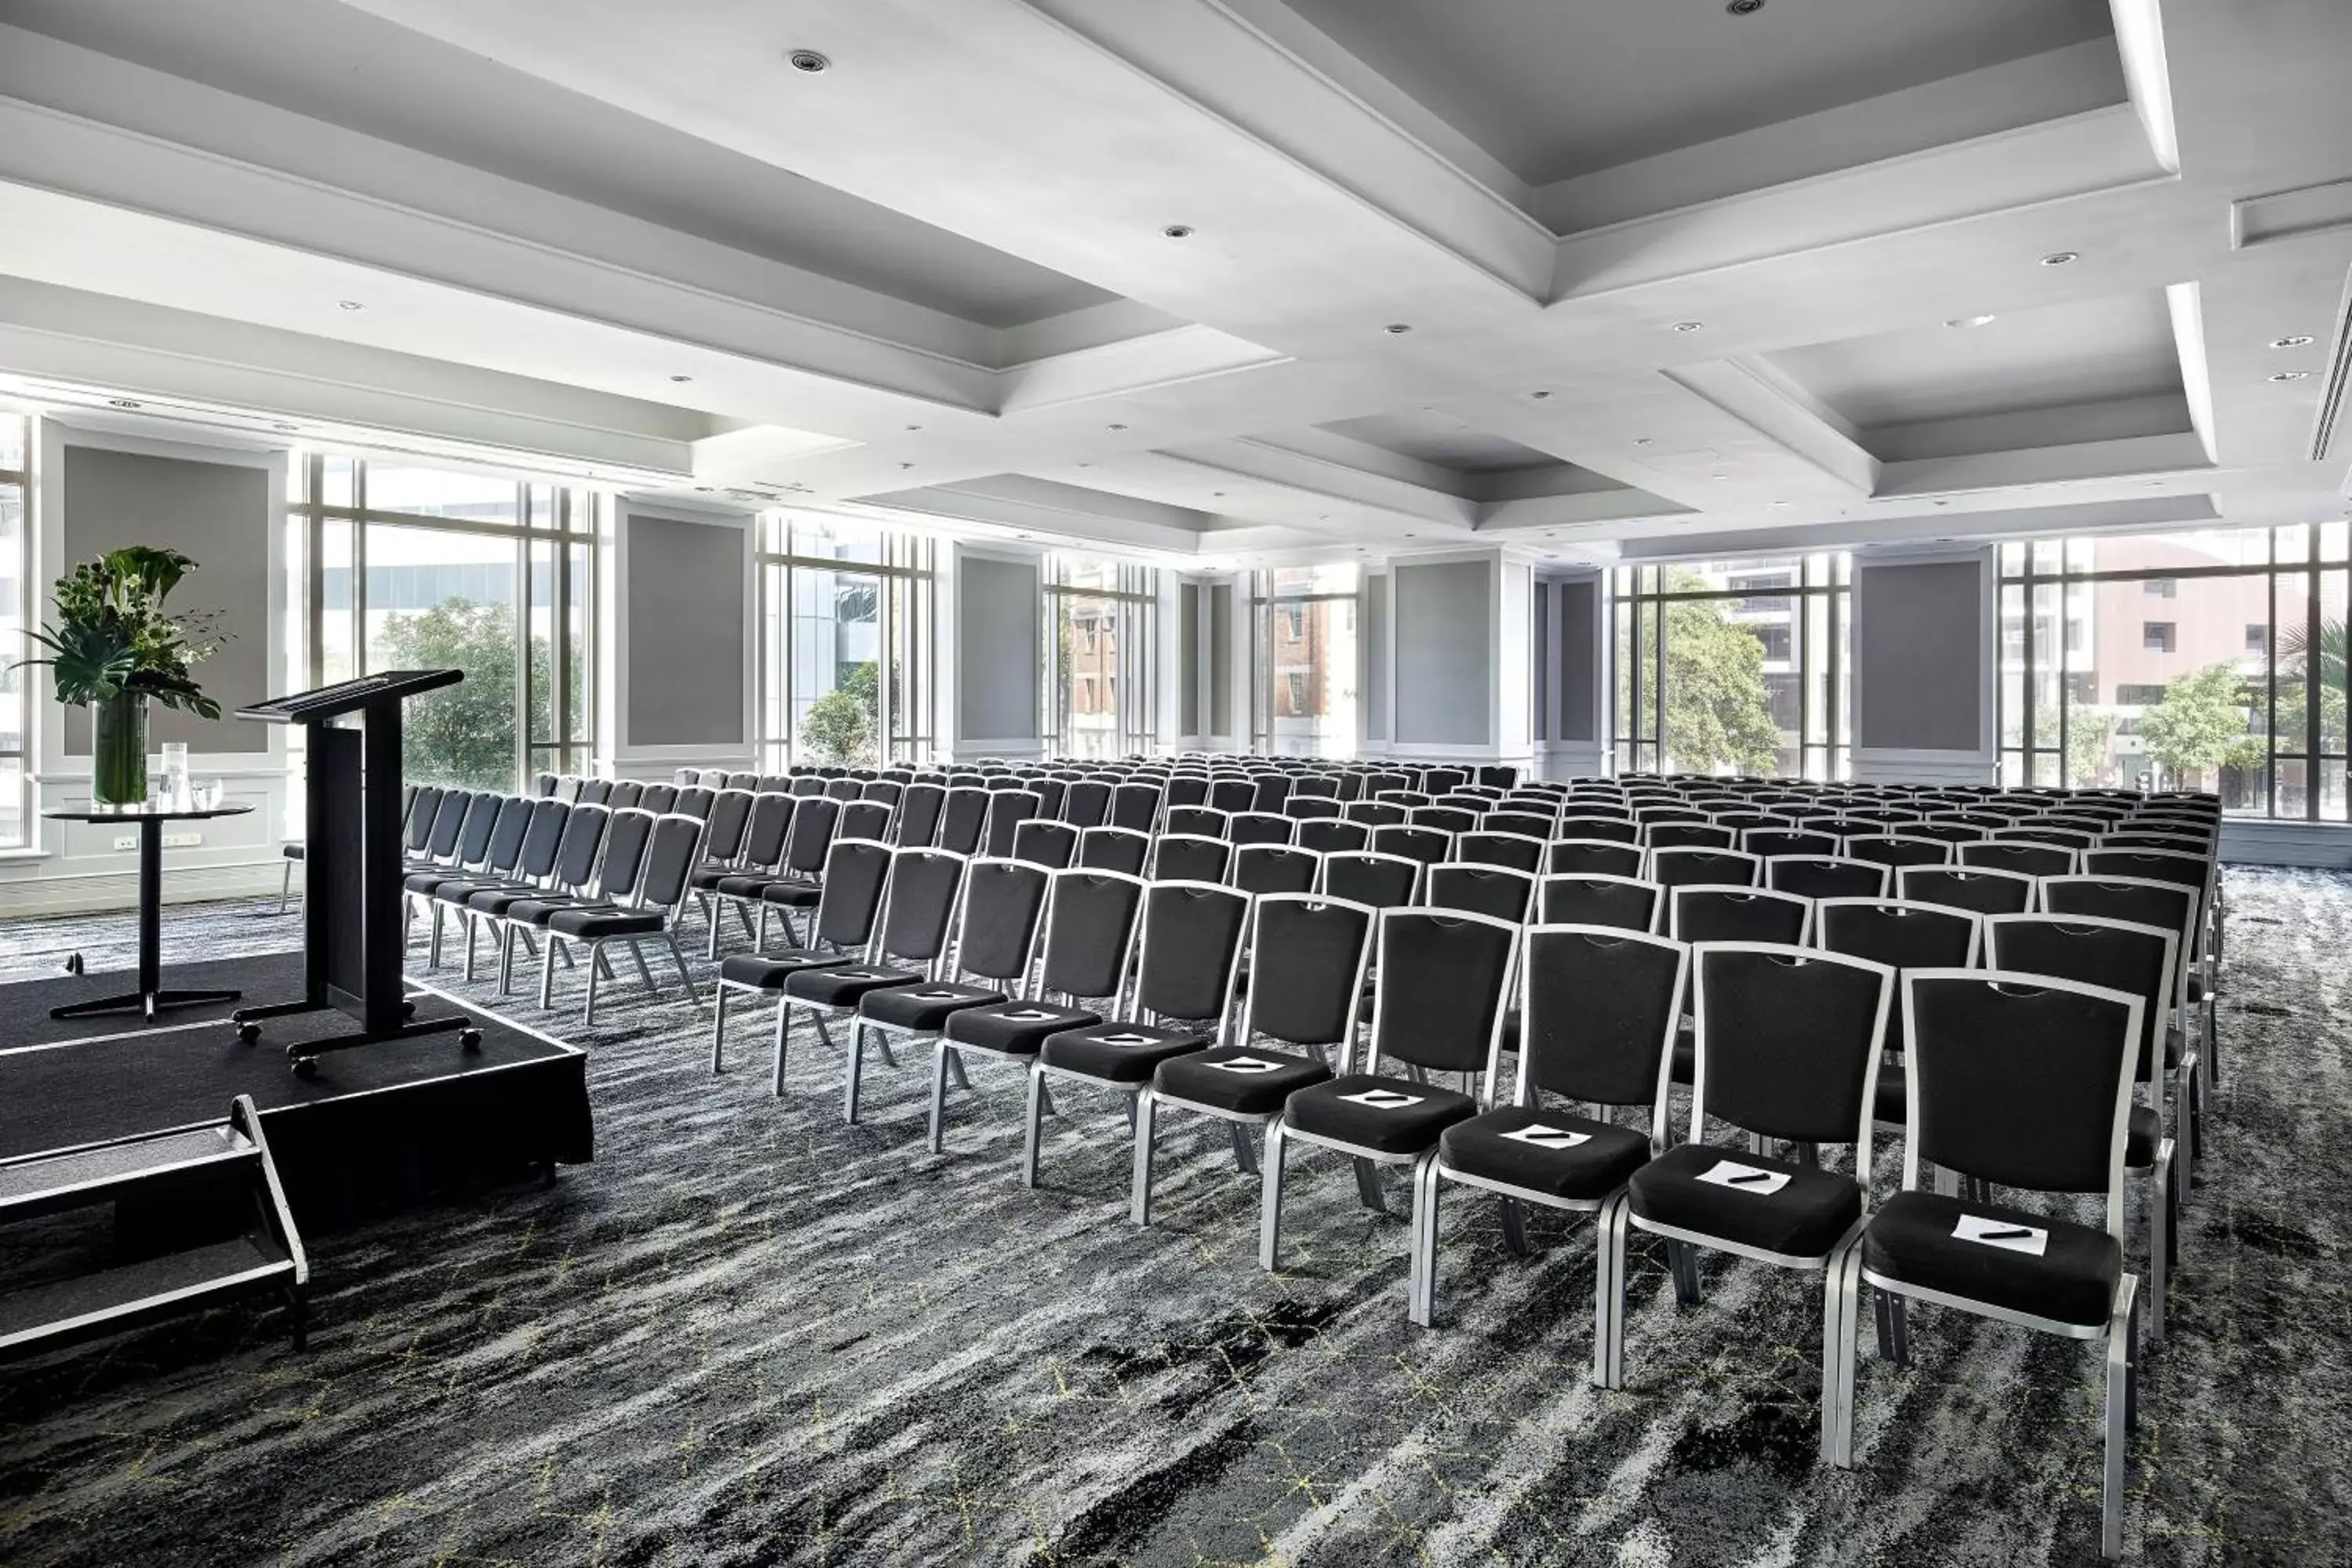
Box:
[0,953,593,1231]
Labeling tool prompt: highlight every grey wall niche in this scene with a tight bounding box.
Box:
[1553,577,1599,743]
[1392,558,1492,747]
[1854,556,1986,753]
[956,550,1041,746]
[61,444,270,755]
[624,510,747,747]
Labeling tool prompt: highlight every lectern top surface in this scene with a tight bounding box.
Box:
[236,668,462,722]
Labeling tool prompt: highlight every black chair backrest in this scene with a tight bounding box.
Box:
[1207,779,1256,814]
[637,813,706,909]
[595,808,657,902]
[1365,909,1519,1076]
[1903,971,2139,1200]
[2082,849,2209,902]
[1958,840,2077,880]
[1522,926,1686,1109]
[700,789,754,861]
[550,803,609,889]
[640,783,679,815]
[1228,811,1295,848]
[1645,822,1737,853]
[1369,824,1450,870]
[738,793,796,869]
[1843,834,1955,869]
[1232,844,1320,898]
[1283,795,1343,822]
[1691,945,1891,1146]
[1319,851,1421,911]
[1648,847,1761,890]
[1410,806,1478,837]
[1482,811,1554,841]
[1559,815,1641,844]
[1039,871,1148,1001]
[477,796,531,871]
[1813,898,1981,972]
[1343,800,1409,828]
[1163,776,1209,811]
[575,779,612,808]
[1011,818,1079,870]
[1132,882,1250,1022]
[1243,895,1375,1051]
[1164,804,1227,837]
[894,783,946,848]
[1062,780,1112,829]
[1766,855,1887,902]
[1427,863,1536,924]
[838,800,892,843]
[950,858,1051,983]
[782,796,842,876]
[423,790,472,858]
[1538,873,1661,933]
[1897,864,2035,918]
[789,776,827,798]
[1985,915,2173,1078]
[513,798,572,880]
[1110,782,1161,833]
[1295,818,1370,855]
[808,839,892,949]
[1152,833,1232,884]
[982,790,1043,858]
[1454,831,1545,874]
[2039,877,2195,965]
[607,780,644,811]
[935,788,989,855]
[676,786,718,822]
[722,771,758,792]
[532,771,559,797]
[822,778,863,803]
[1078,826,1150,877]
[872,849,967,966]
[1548,839,1645,879]
[860,780,903,809]
[1671,885,1810,945]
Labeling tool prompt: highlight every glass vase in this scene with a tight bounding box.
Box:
[92,690,150,806]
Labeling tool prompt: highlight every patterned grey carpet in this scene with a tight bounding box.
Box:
[0,869,2346,1566]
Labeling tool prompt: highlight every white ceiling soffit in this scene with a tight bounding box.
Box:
[0,0,2346,560]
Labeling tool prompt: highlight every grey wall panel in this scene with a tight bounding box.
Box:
[1207,583,1232,737]
[1556,579,1599,742]
[626,511,747,747]
[956,553,1040,742]
[61,445,270,753]
[1393,560,1491,746]
[1363,574,1389,742]
[1534,583,1551,742]
[1857,558,1983,752]
[1178,581,1200,735]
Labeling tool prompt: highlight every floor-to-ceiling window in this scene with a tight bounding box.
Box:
[1044,556,1156,759]
[2000,524,2348,818]
[1250,564,1359,757]
[1610,554,1850,778]
[0,413,27,846]
[756,514,934,771]
[292,455,597,791]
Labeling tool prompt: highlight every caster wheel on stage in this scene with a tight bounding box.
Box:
[402,1000,417,1019]
[237,1022,262,1044]
[291,1057,319,1080]
[64,953,84,976]
[460,1028,483,1052]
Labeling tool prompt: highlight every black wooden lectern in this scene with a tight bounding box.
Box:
[233,670,481,1073]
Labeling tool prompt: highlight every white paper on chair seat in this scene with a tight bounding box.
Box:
[1697,1160,1790,1195]
[1501,1123,1591,1149]
[1095,1032,1160,1046]
[1208,1055,1284,1074]
[1340,1087,1425,1110]
[1000,1007,1061,1022]
[1953,1213,2050,1256]
[912,989,961,1000]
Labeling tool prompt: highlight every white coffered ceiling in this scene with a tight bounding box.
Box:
[0,0,2347,565]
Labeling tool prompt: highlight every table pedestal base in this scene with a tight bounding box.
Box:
[49,985,243,1023]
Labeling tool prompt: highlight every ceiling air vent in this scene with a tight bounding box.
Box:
[2310,263,2352,463]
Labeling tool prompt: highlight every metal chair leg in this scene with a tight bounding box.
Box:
[1352,1156,1387,1214]
[947,1051,971,1091]
[927,1043,956,1152]
[1130,1088,1159,1226]
[771,1000,792,1095]
[627,939,659,995]
[843,1022,867,1125]
[1875,1287,1910,1365]
[666,935,701,1009]
[1228,1120,1258,1175]
[711,984,730,1073]
[1408,1150,1442,1327]
[279,859,295,914]
[538,934,559,1011]
[1258,1119,1290,1272]
[582,941,603,1026]
[2103,1274,2140,1559]
[1021,1066,1048,1188]
[1500,1196,1530,1257]
[1593,1194,1628,1389]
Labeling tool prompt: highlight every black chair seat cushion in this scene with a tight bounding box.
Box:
[1627,1142,1861,1260]
[1863,1189,2122,1327]
[1155,1045,1332,1116]
[688,866,736,890]
[859,982,1008,1031]
[469,887,571,919]
[437,876,528,906]
[715,873,794,900]
[507,895,604,927]
[1439,1107,1651,1202]
[1285,1073,1479,1155]
[403,869,462,895]
[547,906,666,939]
[944,1002,1102,1056]
[283,843,305,862]
[1040,1022,1213,1083]
[760,882,825,907]
[786,964,922,1007]
[719,950,853,990]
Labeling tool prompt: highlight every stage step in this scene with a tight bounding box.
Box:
[0,1096,309,1358]
[0,1125,257,1221]
[0,1234,296,1354]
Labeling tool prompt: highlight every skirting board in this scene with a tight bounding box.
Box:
[0,859,286,917]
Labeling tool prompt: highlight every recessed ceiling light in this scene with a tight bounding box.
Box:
[1726,0,1766,13]
[1530,390,1552,400]
[904,423,922,431]
[1106,423,1128,431]
[2271,336,2314,349]
[1212,491,1225,497]
[273,423,297,433]
[2270,371,2310,381]
[1947,314,1997,328]
[694,485,713,492]
[1633,437,1654,446]
[336,299,365,310]
[669,374,693,383]
[898,462,916,470]
[1769,500,1792,508]
[1384,323,1412,335]
[788,49,830,73]
[107,398,142,409]
[1671,321,1704,333]
[1162,224,1194,240]
[2038,251,2079,267]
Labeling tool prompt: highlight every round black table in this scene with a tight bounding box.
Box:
[42,801,258,1022]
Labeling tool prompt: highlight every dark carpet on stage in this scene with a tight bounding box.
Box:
[0,871,2346,1566]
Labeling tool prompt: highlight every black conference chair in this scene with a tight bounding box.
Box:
[710,838,892,1077]
[1538,873,1662,933]
[1845,971,2145,1555]
[1548,839,1645,880]
[1295,818,1370,856]
[1011,818,1080,871]
[1261,909,1521,1322]
[851,858,1051,1089]
[1647,847,1762,891]
[1669,885,1812,946]
[1897,864,2037,919]
[1421,926,1687,1346]
[1136,893,1376,1226]
[1319,850,1423,912]
[1426,863,1537,924]
[1151,833,1232,885]
[1078,826,1152,877]
[541,811,706,1025]
[1766,855,1889,902]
